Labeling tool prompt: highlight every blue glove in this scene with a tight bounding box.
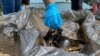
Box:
[44,3,63,30]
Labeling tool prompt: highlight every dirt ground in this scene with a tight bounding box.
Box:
[0,34,15,56]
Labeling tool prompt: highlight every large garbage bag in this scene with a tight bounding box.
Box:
[63,10,100,55]
[0,8,100,56]
[82,11,100,55]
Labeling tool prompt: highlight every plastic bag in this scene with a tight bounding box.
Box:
[19,28,39,56]
[61,10,100,55]
[0,8,100,56]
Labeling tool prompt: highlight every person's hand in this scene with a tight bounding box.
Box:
[44,3,63,30]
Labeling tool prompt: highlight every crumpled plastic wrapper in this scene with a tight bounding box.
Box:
[0,8,100,56]
[0,9,31,37]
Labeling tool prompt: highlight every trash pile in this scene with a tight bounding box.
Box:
[0,8,100,56]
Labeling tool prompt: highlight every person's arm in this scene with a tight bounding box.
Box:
[43,0,63,30]
[43,0,53,6]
